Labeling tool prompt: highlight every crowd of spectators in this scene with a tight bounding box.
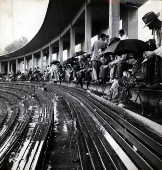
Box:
[0,11,162,107]
[0,29,141,105]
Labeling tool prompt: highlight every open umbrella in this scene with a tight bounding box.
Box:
[103,37,120,54]
[114,39,149,55]
[63,57,78,66]
[50,60,60,65]
[105,39,149,59]
[74,51,86,57]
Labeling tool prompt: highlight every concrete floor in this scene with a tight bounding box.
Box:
[46,96,80,170]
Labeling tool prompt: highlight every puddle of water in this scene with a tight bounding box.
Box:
[53,99,59,123]
[62,123,68,133]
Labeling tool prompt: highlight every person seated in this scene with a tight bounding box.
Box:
[107,77,120,103]
[109,54,127,81]
[118,71,132,105]
[65,64,73,83]
[99,56,109,84]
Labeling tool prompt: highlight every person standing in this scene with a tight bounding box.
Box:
[143,11,162,57]
[91,33,107,82]
[142,11,162,83]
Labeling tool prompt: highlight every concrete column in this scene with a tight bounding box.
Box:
[48,45,52,66]
[70,26,75,58]
[7,61,10,74]
[32,54,34,71]
[16,59,18,73]
[81,41,85,52]
[59,38,63,64]
[40,50,43,72]
[67,48,70,59]
[56,52,59,60]
[1,62,5,74]
[85,2,92,53]
[26,58,29,70]
[128,8,138,39]
[10,62,13,73]
[121,6,128,36]
[109,0,120,38]
[24,56,26,72]
[0,62,2,73]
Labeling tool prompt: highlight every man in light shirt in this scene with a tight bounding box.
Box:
[91,33,107,82]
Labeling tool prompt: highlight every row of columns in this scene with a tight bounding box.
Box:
[0,0,121,74]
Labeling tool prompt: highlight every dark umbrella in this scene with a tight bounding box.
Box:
[63,57,78,66]
[74,51,86,57]
[114,39,149,55]
[50,60,60,65]
[83,52,91,59]
[105,39,149,59]
[103,37,120,54]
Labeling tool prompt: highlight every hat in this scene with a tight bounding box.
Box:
[142,11,160,27]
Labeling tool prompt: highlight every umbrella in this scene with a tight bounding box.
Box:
[63,57,78,65]
[103,37,120,54]
[50,60,60,65]
[105,39,149,58]
[74,51,86,57]
[83,52,91,58]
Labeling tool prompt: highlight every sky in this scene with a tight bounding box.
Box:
[0,0,49,54]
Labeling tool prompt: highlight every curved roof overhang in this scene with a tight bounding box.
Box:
[0,0,85,59]
[0,0,148,60]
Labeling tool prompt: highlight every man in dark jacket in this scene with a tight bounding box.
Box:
[143,12,162,58]
[142,11,162,84]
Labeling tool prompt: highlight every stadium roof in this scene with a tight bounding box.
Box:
[0,0,147,60]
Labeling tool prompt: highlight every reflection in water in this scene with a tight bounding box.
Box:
[62,122,68,133]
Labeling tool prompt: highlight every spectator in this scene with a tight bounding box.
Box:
[142,11,162,84]
[143,12,162,48]
[58,64,65,85]
[143,12,162,58]
[108,78,120,103]
[118,29,128,40]
[46,65,50,73]
[99,56,109,84]
[106,35,110,44]
[65,64,73,83]
[118,71,132,105]
[83,54,92,89]
[91,33,107,82]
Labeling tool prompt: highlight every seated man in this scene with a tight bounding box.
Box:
[109,54,128,80]
[99,56,109,84]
